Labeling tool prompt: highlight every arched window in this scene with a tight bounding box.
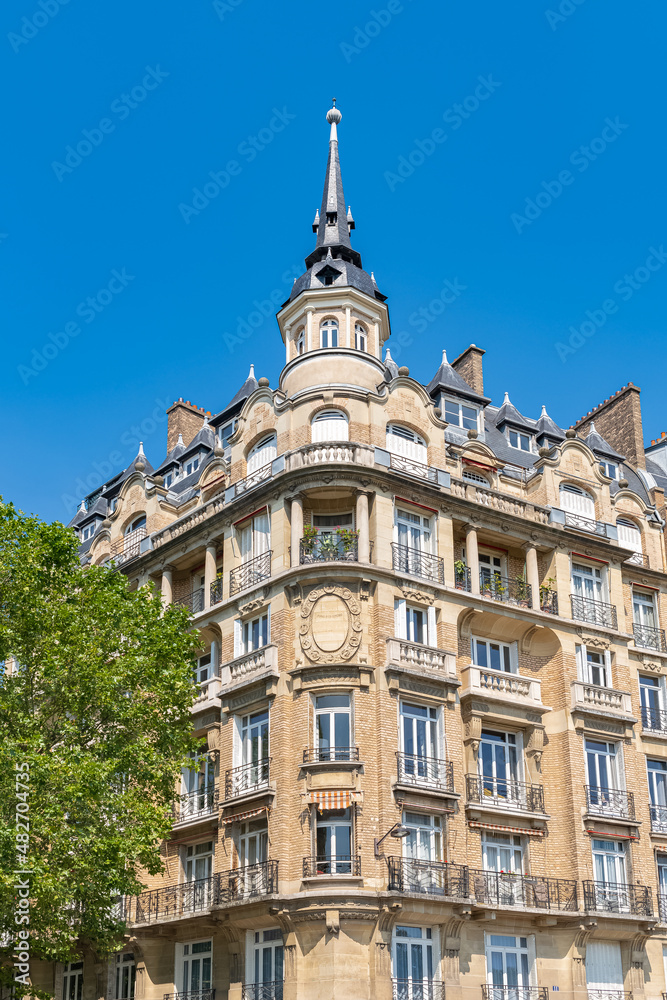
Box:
[463,468,489,486]
[296,328,305,356]
[126,515,146,535]
[354,322,367,352]
[320,319,338,349]
[559,483,595,519]
[386,424,427,464]
[247,433,277,473]
[617,517,642,555]
[311,409,349,443]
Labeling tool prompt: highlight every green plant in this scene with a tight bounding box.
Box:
[301,524,318,550]
[336,526,359,551]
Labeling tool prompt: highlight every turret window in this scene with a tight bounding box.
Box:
[320,319,338,349]
[311,409,349,443]
[354,323,367,351]
[296,329,305,355]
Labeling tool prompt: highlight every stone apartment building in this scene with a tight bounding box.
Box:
[39,103,667,1000]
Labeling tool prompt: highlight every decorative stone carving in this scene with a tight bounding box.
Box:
[299,584,362,663]
[399,583,435,604]
[575,630,611,649]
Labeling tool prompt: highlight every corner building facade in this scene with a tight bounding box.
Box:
[50,105,667,1000]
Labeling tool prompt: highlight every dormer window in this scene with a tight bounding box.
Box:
[184,454,201,476]
[218,420,236,457]
[164,472,174,488]
[600,461,619,480]
[354,323,367,352]
[326,212,337,225]
[463,468,489,486]
[444,397,479,431]
[508,429,531,452]
[82,522,97,541]
[320,319,338,349]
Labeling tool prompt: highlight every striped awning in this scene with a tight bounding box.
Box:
[468,821,545,838]
[222,806,268,825]
[584,828,638,841]
[306,790,361,812]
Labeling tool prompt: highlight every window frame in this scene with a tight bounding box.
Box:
[508,428,532,452]
[320,318,339,349]
[443,396,480,431]
[311,408,349,443]
[472,636,517,674]
[354,322,367,351]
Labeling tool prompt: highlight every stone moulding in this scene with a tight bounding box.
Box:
[298,583,363,663]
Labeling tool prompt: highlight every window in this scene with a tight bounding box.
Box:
[295,328,305,355]
[184,841,213,883]
[394,599,436,647]
[560,483,595,518]
[463,468,488,485]
[600,461,619,479]
[164,470,176,488]
[195,651,212,690]
[184,454,201,476]
[479,551,503,590]
[444,397,479,431]
[486,935,533,998]
[311,409,349,443]
[478,730,522,805]
[472,637,515,673]
[320,319,338,348]
[238,510,270,564]
[634,589,656,628]
[617,517,642,554]
[219,420,236,456]
[571,561,605,605]
[586,941,624,993]
[63,962,84,1000]
[114,954,135,1000]
[658,854,667,902]
[177,941,211,997]
[482,833,523,874]
[249,929,283,991]
[126,515,146,535]
[82,522,97,541]
[247,434,277,474]
[392,926,435,994]
[591,838,627,894]
[182,751,215,817]
[585,739,623,810]
[395,508,432,552]
[312,512,353,534]
[239,817,268,868]
[232,710,269,794]
[386,424,427,464]
[354,322,367,351]
[508,429,531,452]
[236,612,269,654]
[648,759,667,831]
[640,674,664,730]
[403,812,443,882]
[315,808,353,873]
[399,702,444,787]
[576,644,611,687]
[314,693,351,760]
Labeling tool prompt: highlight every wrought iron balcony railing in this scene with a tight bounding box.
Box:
[302,746,360,764]
[225,758,271,799]
[641,705,667,733]
[392,980,445,1000]
[227,859,279,900]
[583,880,652,916]
[210,578,224,606]
[392,543,444,584]
[479,575,532,608]
[587,992,633,1000]
[540,589,559,615]
[571,594,618,629]
[232,462,273,499]
[633,622,667,652]
[466,774,545,814]
[658,893,667,923]
[110,525,147,564]
[229,550,272,597]
[389,452,438,482]
[241,982,283,1000]
[455,564,472,592]
[650,804,667,834]
[563,511,609,536]
[173,787,218,822]
[299,534,358,563]
[397,752,455,793]
[470,870,578,911]
[387,857,468,898]
[302,855,361,877]
[482,988,548,1000]
[174,589,205,614]
[585,785,635,820]
[164,992,215,1000]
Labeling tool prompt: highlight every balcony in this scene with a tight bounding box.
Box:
[540,589,559,615]
[225,758,271,800]
[571,681,633,718]
[110,525,147,564]
[302,746,360,764]
[658,894,667,923]
[470,869,578,911]
[229,550,272,597]
[587,994,633,1000]
[386,638,457,684]
[392,543,444,584]
[479,574,532,609]
[571,594,618,630]
[392,981,445,1000]
[389,452,439,482]
[299,533,358,564]
[387,857,468,898]
[466,774,545,814]
[396,752,454,793]
[482,989,548,1000]
[582,880,652,916]
[633,622,667,652]
[174,588,205,614]
[455,564,471,591]
[223,645,279,693]
[173,787,218,824]
[650,804,667,834]
[641,706,667,734]
[242,984,282,1000]
[210,578,224,606]
[164,992,215,1000]
[229,462,273,499]
[461,665,543,709]
[228,859,279,900]
[585,785,635,821]
[302,855,361,877]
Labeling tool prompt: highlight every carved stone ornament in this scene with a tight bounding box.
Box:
[399,584,435,605]
[299,584,362,663]
[575,630,611,650]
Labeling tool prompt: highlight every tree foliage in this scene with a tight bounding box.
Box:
[0,500,201,985]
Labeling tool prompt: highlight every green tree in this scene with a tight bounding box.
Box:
[0,500,201,992]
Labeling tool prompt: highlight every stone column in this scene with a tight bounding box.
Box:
[525,543,540,610]
[204,543,217,609]
[465,525,480,595]
[356,491,370,563]
[160,566,173,607]
[291,495,303,567]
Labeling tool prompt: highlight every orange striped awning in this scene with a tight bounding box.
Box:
[469,821,545,837]
[306,790,361,812]
[222,806,268,825]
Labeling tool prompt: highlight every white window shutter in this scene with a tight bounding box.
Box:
[437,708,446,757]
[394,599,407,639]
[427,605,437,648]
[509,642,519,674]
[615,741,626,790]
[234,619,243,658]
[603,649,612,686]
[576,644,587,682]
[266,604,271,644]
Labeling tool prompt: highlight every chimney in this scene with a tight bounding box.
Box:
[166,398,207,452]
[574,383,645,469]
[451,344,485,396]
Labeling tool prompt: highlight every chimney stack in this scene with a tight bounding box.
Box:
[574,383,645,469]
[451,344,485,396]
[166,398,207,452]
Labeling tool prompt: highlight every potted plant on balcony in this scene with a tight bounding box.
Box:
[336,526,359,558]
[514,573,530,608]
[539,577,557,613]
[454,559,467,590]
[301,523,318,556]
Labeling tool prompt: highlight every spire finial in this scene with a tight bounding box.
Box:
[442,349,448,365]
[326,99,342,140]
[249,363,255,380]
[138,441,145,457]
[177,433,184,447]
[503,391,510,404]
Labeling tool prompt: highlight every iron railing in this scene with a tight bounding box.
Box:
[210,578,224,606]
[229,550,272,597]
[587,992,633,1000]
[299,534,358,563]
[174,589,205,614]
[389,453,438,482]
[482,988,548,1000]
[641,706,667,733]
[650,804,667,834]
[470,870,578,911]
[303,855,361,877]
[392,543,444,584]
[479,575,532,608]
[633,622,667,652]
[583,880,652,916]
[110,525,147,563]
[164,992,215,1000]
[387,857,468,898]
[241,982,283,1000]
[454,564,471,592]
[585,785,635,820]
[540,590,559,615]
[228,859,279,900]
[625,551,649,568]
[392,981,445,1000]
[397,753,455,792]
[173,787,218,822]
[466,774,545,814]
[302,746,360,764]
[658,893,667,923]
[232,462,273,498]
[563,511,609,536]
[225,758,271,799]
[571,594,618,629]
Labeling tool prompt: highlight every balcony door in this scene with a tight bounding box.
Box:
[239,511,270,563]
[395,508,432,553]
[572,562,605,603]
[483,833,523,875]
[648,759,667,831]
[576,645,610,688]
[247,434,276,474]
[392,925,434,1000]
[315,808,352,874]
[485,933,531,1000]
[177,941,212,999]
[479,730,521,804]
[402,811,443,893]
[591,839,627,910]
[640,675,664,730]
[400,702,441,785]
[184,842,213,909]
[249,929,284,997]
[239,710,269,790]
[182,752,215,817]
[314,693,351,761]
[560,483,595,519]
[237,820,269,897]
[585,940,623,994]
[658,855,667,915]
[585,739,622,809]
[479,551,503,593]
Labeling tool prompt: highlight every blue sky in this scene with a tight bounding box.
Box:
[2,0,665,522]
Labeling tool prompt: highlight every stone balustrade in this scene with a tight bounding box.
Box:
[571,680,633,716]
[461,665,543,705]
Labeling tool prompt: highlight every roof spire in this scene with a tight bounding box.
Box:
[442,349,448,365]
[248,363,255,380]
